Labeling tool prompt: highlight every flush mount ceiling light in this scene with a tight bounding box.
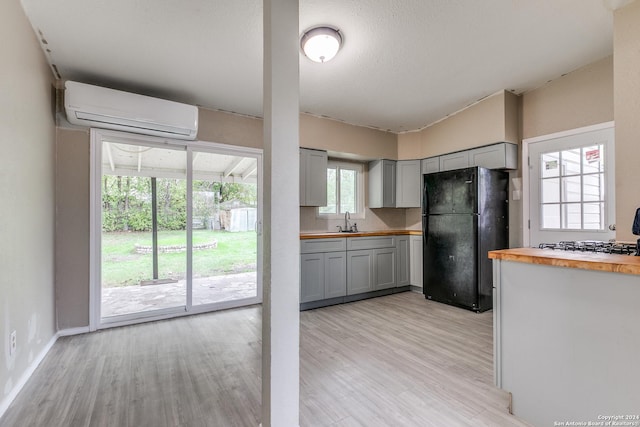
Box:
[300,26,342,63]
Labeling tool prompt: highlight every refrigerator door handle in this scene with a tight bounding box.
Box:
[422,215,428,245]
[422,179,428,214]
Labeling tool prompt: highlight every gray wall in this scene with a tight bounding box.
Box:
[521,55,613,139]
[55,129,90,330]
[0,0,56,408]
[614,1,640,241]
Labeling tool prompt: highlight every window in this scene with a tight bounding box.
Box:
[318,160,364,218]
[540,143,606,230]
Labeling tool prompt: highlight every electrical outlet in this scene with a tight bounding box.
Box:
[9,330,16,356]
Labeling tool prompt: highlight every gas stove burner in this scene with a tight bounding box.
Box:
[538,240,637,255]
[538,242,562,250]
[607,243,637,255]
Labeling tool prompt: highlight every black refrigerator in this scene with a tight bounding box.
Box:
[422,166,508,312]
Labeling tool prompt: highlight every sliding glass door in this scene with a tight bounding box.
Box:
[92,130,261,328]
[190,150,259,308]
[101,141,187,319]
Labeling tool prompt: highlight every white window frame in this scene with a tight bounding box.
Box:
[317,160,365,219]
[522,121,615,247]
[89,128,263,331]
[539,145,605,231]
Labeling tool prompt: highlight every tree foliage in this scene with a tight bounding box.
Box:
[102,175,257,232]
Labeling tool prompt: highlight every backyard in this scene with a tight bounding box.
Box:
[102,230,257,287]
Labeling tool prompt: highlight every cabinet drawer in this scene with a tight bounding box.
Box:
[301,238,347,254]
[347,236,395,250]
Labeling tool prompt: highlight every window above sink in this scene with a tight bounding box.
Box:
[317,160,365,219]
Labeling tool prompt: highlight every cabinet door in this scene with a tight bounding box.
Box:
[300,253,325,303]
[468,143,518,170]
[396,160,421,208]
[421,157,440,174]
[299,150,306,206]
[382,160,396,207]
[368,159,397,208]
[347,249,374,295]
[396,236,410,286]
[300,148,328,206]
[410,235,423,288]
[306,149,328,206]
[440,152,469,172]
[373,248,396,290]
[324,252,347,299]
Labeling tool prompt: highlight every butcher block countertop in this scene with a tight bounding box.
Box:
[488,247,640,276]
[300,230,422,239]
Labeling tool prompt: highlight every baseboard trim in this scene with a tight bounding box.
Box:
[0,332,58,420]
[57,326,90,337]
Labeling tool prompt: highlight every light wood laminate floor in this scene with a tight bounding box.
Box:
[0,292,530,426]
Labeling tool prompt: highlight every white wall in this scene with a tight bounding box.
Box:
[614,1,640,241]
[0,0,56,414]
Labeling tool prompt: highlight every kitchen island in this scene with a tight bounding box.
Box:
[489,248,640,427]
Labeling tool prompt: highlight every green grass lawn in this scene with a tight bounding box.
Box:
[102,230,257,287]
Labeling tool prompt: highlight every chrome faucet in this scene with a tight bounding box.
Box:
[335,212,358,233]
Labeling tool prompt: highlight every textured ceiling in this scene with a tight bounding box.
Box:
[21,0,618,133]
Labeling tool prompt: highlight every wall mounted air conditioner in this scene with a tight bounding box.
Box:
[64,81,198,140]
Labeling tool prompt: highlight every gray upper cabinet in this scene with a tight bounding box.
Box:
[369,159,396,208]
[396,160,421,208]
[468,142,518,170]
[433,142,518,174]
[299,148,328,207]
[421,157,440,174]
[439,151,470,171]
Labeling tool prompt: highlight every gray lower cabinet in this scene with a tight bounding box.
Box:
[300,253,325,303]
[300,251,347,303]
[346,236,399,295]
[301,234,410,306]
[396,236,410,287]
[409,235,423,289]
[373,248,396,290]
[347,249,374,295]
[300,238,347,303]
[324,252,347,299]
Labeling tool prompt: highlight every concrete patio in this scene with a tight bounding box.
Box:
[102,271,258,317]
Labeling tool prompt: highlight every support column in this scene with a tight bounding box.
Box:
[151,177,158,280]
[262,1,300,426]
[614,0,640,241]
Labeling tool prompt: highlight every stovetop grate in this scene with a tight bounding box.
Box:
[538,240,637,255]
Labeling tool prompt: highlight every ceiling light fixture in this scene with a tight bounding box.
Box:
[300,26,342,63]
